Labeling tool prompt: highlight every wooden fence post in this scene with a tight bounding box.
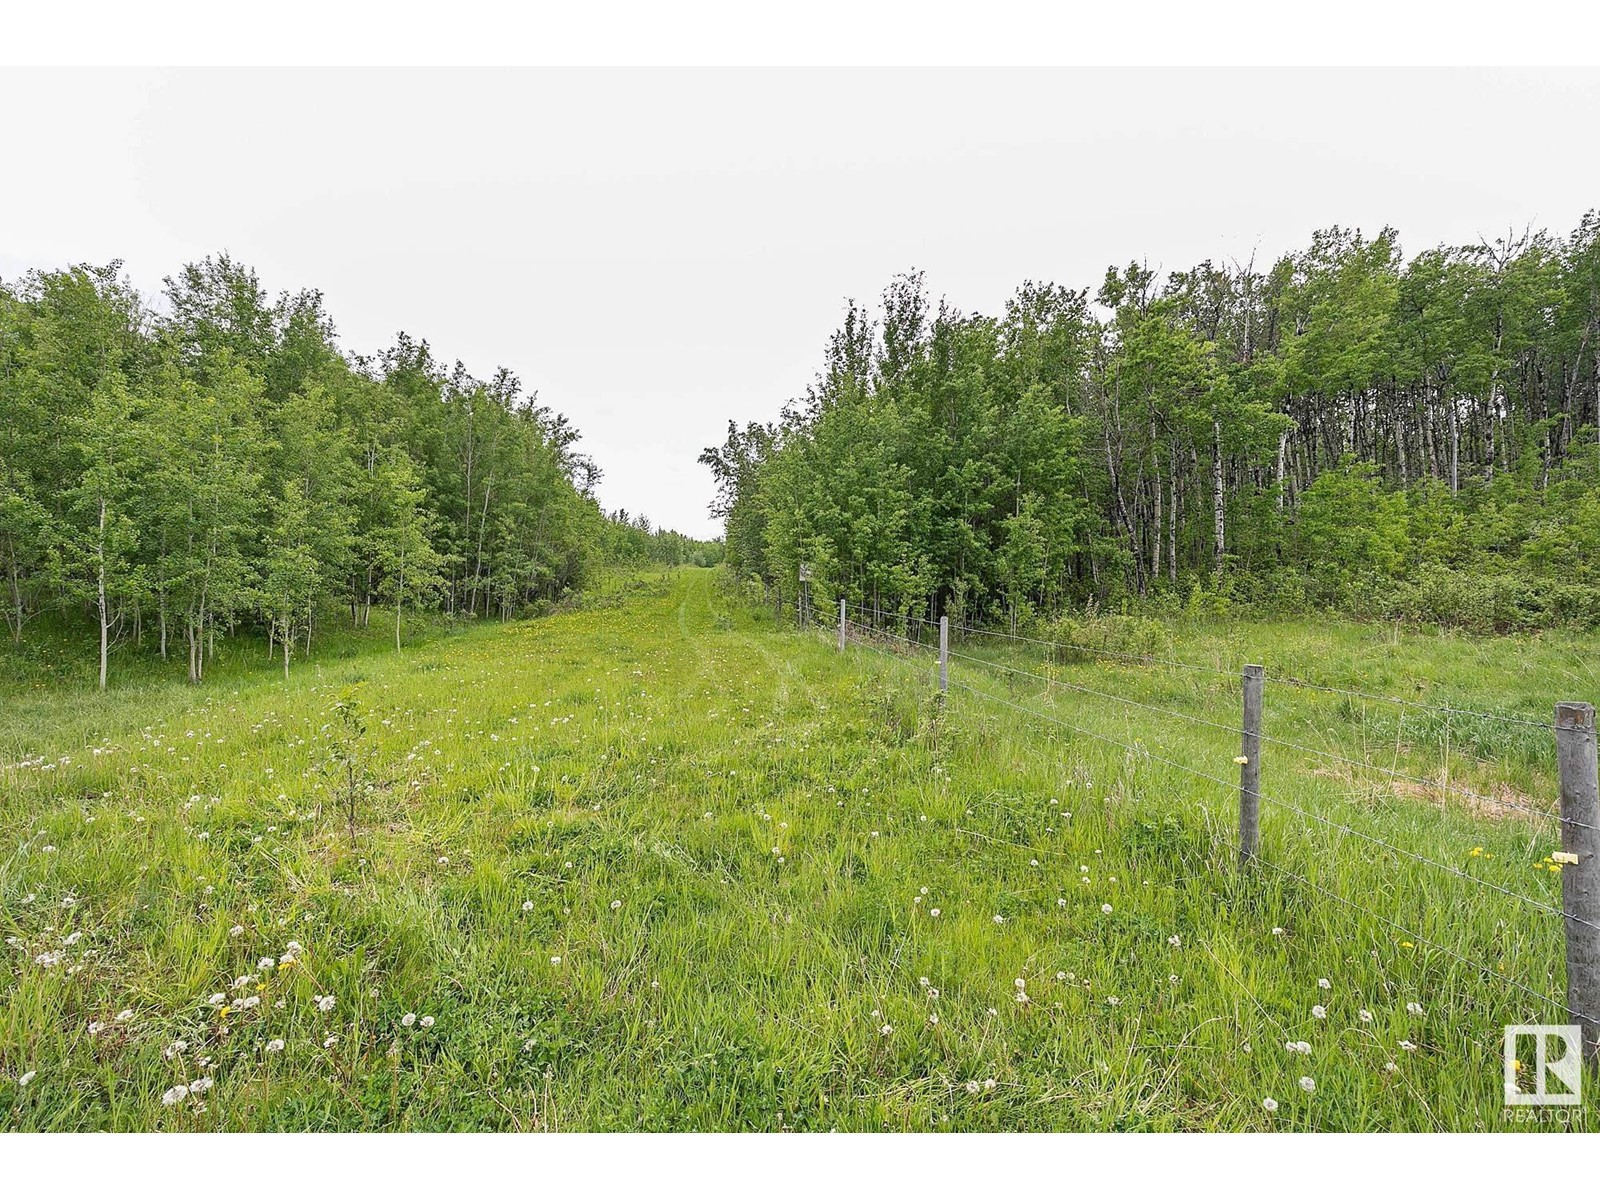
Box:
[838,599,846,652]
[1239,664,1264,867]
[1554,701,1600,1065]
[938,616,949,694]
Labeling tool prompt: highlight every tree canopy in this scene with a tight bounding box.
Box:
[0,254,719,685]
[706,216,1600,634]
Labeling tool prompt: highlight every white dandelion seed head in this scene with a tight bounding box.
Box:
[1262,1096,1278,1112]
[1299,1076,1316,1093]
[419,1015,434,1029]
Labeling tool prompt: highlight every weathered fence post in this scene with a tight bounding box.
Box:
[938,616,949,694]
[1554,701,1600,1065]
[838,599,846,652]
[1238,664,1264,867]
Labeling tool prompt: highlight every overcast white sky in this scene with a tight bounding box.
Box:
[3,67,1598,539]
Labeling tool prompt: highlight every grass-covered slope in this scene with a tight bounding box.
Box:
[0,569,1592,1130]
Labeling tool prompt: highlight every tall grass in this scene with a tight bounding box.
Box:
[0,570,1592,1130]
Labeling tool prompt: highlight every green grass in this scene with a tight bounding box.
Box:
[1,568,1594,1130]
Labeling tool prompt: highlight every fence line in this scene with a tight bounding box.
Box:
[942,644,1581,830]
[938,669,1595,932]
[934,612,1555,729]
[831,601,1600,1048]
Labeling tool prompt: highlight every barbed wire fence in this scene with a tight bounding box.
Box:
[813,594,1600,1067]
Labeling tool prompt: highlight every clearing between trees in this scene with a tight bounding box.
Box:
[1,568,1593,1130]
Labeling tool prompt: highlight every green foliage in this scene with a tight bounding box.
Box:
[0,255,710,684]
[705,213,1600,634]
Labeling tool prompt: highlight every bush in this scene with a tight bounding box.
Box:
[1044,603,1174,663]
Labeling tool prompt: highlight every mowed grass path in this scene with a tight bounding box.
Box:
[1,569,1593,1130]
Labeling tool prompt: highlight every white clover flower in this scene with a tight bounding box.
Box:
[161,1084,189,1106]
[1262,1096,1278,1112]
[265,1039,285,1053]
[401,1013,416,1027]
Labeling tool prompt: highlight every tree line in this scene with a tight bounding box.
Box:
[703,215,1600,635]
[0,255,716,686]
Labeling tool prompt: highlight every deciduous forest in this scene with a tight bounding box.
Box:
[0,256,718,687]
[704,217,1600,634]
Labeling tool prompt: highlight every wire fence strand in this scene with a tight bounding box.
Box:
[835,614,1595,1026]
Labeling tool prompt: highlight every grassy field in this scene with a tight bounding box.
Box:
[1,568,1595,1131]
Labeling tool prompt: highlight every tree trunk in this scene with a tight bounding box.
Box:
[1448,396,1460,495]
[1211,418,1225,574]
[97,497,109,691]
[395,547,405,653]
